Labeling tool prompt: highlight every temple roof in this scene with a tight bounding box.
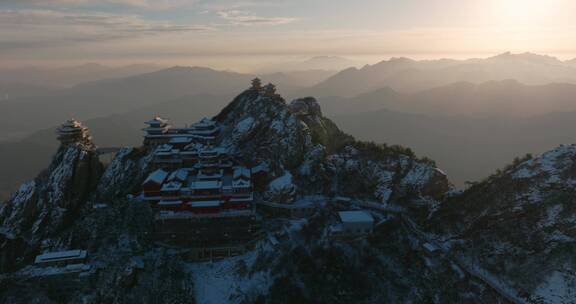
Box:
[338,211,374,224]
[145,116,169,125]
[233,166,251,179]
[143,169,168,185]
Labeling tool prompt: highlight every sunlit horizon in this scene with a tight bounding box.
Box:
[2,0,576,71]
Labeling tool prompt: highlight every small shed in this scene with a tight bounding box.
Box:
[422,242,441,256]
[35,250,87,267]
[338,211,374,235]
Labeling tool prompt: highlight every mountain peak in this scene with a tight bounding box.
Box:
[490,52,561,64]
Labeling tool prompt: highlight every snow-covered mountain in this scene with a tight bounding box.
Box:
[430,145,576,303]
[0,82,573,303]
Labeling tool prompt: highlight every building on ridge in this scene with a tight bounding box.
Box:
[143,116,219,147]
[263,83,277,97]
[140,124,259,259]
[251,78,262,90]
[34,250,87,267]
[57,119,91,145]
[337,210,374,235]
[143,116,171,146]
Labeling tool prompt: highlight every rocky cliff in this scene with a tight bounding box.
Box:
[0,141,102,272]
[214,88,449,206]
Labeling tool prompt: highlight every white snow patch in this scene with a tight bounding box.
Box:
[9,180,36,205]
[233,117,255,138]
[539,204,563,228]
[269,171,293,191]
[189,249,271,304]
[534,270,576,304]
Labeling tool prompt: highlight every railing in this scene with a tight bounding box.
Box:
[156,210,254,220]
[400,215,527,304]
[96,147,122,155]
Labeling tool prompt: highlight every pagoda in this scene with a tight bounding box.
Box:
[143,116,171,146]
[251,78,262,90]
[263,83,277,97]
[56,119,91,145]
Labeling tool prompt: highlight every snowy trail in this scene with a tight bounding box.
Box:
[400,215,528,304]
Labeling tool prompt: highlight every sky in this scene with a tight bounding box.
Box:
[1,0,576,71]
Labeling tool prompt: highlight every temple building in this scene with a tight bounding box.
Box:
[142,145,254,217]
[6,249,95,298]
[186,118,219,138]
[143,116,171,146]
[330,211,374,237]
[251,78,262,90]
[57,119,91,145]
[140,115,259,258]
[138,83,281,259]
[143,116,220,147]
[35,250,87,267]
[263,83,277,97]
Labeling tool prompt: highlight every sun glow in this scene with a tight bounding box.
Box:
[493,0,563,25]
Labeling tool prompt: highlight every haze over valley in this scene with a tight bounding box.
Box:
[4,52,576,196]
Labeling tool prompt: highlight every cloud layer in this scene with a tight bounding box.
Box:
[3,0,197,9]
[0,9,213,51]
[217,10,296,26]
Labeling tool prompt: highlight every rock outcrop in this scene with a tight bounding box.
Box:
[0,135,102,273]
[0,141,102,242]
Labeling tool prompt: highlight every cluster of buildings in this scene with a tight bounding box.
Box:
[140,115,264,259]
[142,163,255,219]
[141,116,263,218]
[141,78,276,148]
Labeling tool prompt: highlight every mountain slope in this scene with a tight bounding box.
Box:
[430,145,576,303]
[0,141,102,242]
[305,57,449,97]
[397,80,576,118]
[0,63,163,87]
[332,107,576,188]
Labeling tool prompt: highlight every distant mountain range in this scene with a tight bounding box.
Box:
[260,70,337,88]
[0,67,246,140]
[0,83,59,101]
[305,52,576,97]
[0,63,163,88]
[321,80,576,118]
[255,55,363,73]
[0,66,336,141]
